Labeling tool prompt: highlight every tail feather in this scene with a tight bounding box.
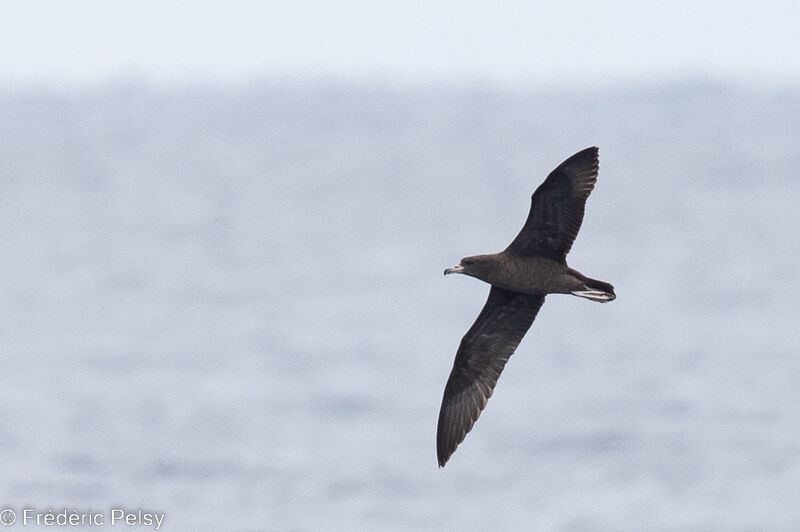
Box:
[572,277,615,302]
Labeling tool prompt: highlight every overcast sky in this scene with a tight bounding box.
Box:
[2,0,799,86]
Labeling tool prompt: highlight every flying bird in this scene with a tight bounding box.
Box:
[437,146,615,467]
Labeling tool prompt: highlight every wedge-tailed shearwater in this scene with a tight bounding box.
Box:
[438,146,615,467]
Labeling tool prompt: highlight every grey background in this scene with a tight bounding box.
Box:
[2,2,800,531]
[2,82,799,530]
[2,1,799,85]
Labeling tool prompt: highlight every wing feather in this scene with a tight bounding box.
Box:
[505,147,599,262]
[436,287,545,466]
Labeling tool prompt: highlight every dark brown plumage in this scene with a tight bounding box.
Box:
[437,147,615,467]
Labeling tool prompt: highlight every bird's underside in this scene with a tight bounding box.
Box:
[437,146,614,467]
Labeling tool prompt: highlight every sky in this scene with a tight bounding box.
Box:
[2,0,800,87]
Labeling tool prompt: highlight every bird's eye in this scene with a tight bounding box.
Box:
[463,260,474,266]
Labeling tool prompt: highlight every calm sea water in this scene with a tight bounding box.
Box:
[1,81,799,531]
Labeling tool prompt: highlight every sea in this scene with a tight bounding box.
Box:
[1,80,799,531]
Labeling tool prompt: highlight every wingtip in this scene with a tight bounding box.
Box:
[437,452,451,468]
[550,146,599,185]
[579,146,599,166]
[561,146,599,167]
[582,145,599,162]
[436,434,452,467]
[437,416,460,467]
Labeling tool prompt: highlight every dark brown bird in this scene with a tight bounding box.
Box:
[437,147,615,467]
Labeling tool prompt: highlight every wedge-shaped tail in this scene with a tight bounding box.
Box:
[571,277,616,302]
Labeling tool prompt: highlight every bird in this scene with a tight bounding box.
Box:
[437,146,615,467]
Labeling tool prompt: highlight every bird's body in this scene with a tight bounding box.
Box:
[448,254,589,295]
[437,147,615,467]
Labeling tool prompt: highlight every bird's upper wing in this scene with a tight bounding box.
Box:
[505,147,599,262]
[437,287,545,466]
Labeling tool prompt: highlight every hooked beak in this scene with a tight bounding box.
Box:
[443,264,464,276]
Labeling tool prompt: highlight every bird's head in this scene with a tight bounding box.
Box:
[443,255,491,278]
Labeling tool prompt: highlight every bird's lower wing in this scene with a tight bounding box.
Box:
[437,287,545,466]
